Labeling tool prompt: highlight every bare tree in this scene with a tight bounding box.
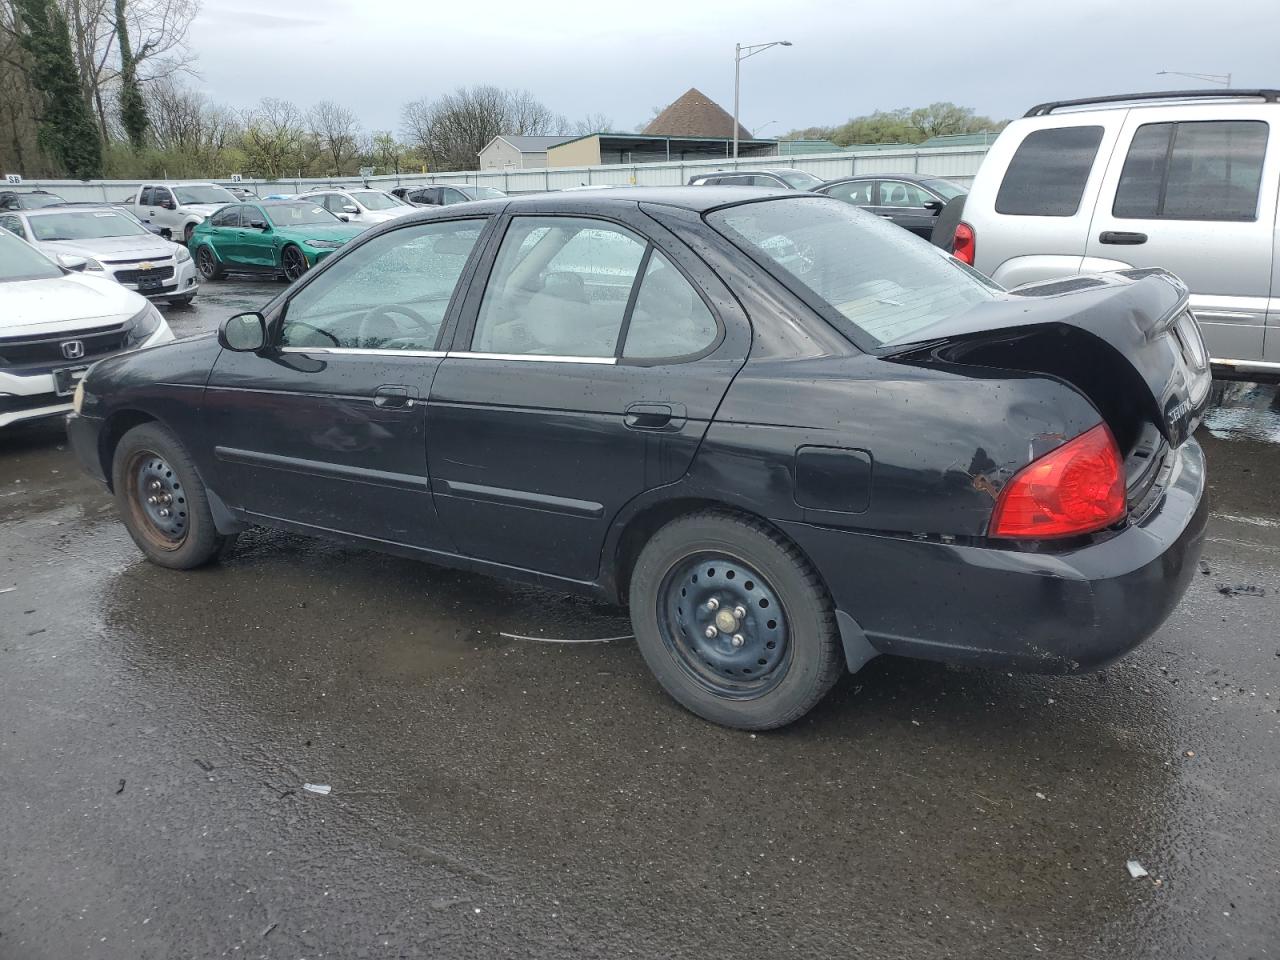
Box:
[401,85,561,172]
[240,96,305,179]
[573,112,613,135]
[143,75,237,173]
[307,99,360,176]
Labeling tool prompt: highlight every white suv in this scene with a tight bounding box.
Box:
[957,89,1280,375]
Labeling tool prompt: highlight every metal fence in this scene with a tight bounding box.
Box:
[10,144,989,202]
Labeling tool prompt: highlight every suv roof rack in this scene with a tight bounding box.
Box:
[1024,89,1280,117]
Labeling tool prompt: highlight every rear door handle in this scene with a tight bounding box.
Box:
[624,402,686,431]
[1099,230,1148,245]
[373,385,414,409]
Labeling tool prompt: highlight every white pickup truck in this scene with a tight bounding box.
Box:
[127,182,239,246]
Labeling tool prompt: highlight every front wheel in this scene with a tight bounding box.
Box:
[195,245,224,281]
[111,422,230,570]
[629,511,843,730]
[281,245,308,282]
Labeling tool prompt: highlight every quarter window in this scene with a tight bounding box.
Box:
[995,125,1104,216]
[1113,120,1268,221]
[877,181,932,207]
[139,187,155,205]
[280,219,486,351]
[622,251,718,359]
[471,216,647,357]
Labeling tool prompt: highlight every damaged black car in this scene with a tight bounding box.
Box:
[66,189,1211,729]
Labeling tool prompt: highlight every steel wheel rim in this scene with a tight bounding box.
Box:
[196,247,216,278]
[124,450,188,550]
[283,247,306,280]
[657,552,791,699]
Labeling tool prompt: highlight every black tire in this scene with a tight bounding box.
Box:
[629,510,842,730]
[168,294,195,308]
[281,245,308,282]
[195,244,224,281]
[183,222,196,246]
[110,422,229,570]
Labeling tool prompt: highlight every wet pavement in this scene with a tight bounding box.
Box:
[1,280,1278,959]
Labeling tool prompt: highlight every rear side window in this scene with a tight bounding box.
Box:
[1113,120,1268,221]
[995,125,1104,216]
[210,206,240,227]
[139,187,154,205]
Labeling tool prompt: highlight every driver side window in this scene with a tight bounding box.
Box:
[279,219,486,352]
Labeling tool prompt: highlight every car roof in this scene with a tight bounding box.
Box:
[819,173,945,186]
[22,204,120,215]
[392,186,819,218]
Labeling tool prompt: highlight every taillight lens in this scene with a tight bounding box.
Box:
[952,221,975,265]
[990,424,1126,539]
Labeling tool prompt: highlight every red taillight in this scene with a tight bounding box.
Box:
[990,424,1126,539]
[952,221,975,265]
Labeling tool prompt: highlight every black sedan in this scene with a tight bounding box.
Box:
[67,189,1210,729]
[813,174,967,238]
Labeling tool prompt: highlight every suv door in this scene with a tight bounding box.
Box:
[427,206,750,580]
[201,216,493,548]
[872,180,941,237]
[1085,107,1278,364]
[152,187,179,232]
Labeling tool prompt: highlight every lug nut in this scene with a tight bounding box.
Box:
[158,508,170,518]
[705,598,720,611]
[733,605,747,620]
[731,634,745,648]
[704,626,718,639]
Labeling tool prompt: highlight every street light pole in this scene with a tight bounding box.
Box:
[733,40,792,159]
[1157,69,1232,87]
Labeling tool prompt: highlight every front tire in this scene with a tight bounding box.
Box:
[111,422,229,570]
[629,510,843,730]
[195,245,224,281]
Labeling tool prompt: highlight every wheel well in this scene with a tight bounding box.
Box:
[610,498,806,604]
[99,410,157,490]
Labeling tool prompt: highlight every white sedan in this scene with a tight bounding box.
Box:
[296,188,415,227]
[0,205,200,306]
[0,230,174,429]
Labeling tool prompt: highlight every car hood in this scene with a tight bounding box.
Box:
[0,273,146,332]
[39,236,177,262]
[364,207,415,221]
[279,223,366,243]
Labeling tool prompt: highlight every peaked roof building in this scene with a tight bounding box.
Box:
[643,88,753,141]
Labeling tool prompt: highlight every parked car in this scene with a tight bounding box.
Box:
[296,188,415,226]
[0,188,66,211]
[814,174,967,239]
[126,182,240,246]
[404,184,508,206]
[688,168,823,190]
[189,199,365,282]
[67,188,1209,730]
[1,205,199,306]
[0,229,173,429]
[957,88,1280,377]
[226,186,259,201]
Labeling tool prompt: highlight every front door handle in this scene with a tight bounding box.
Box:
[625,402,686,431]
[1099,230,1148,245]
[373,385,413,409]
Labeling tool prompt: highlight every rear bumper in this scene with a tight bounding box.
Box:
[781,438,1207,674]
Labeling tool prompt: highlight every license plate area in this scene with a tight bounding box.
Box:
[53,365,88,396]
[136,275,163,291]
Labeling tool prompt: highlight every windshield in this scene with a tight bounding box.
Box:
[922,178,967,201]
[264,202,340,227]
[0,230,63,281]
[173,184,237,205]
[16,192,65,208]
[779,170,823,190]
[350,190,404,210]
[29,210,150,241]
[708,197,998,348]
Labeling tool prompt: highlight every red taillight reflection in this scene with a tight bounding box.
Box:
[990,424,1126,539]
[952,221,975,265]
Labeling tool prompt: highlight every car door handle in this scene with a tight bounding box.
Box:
[625,402,685,431]
[1099,230,1148,245]
[373,385,413,409]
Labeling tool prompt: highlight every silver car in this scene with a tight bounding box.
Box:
[0,205,200,306]
[956,89,1280,377]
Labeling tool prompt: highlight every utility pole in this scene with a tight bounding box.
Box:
[734,40,792,159]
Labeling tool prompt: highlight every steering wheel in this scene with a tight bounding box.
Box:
[357,303,434,348]
[284,321,341,347]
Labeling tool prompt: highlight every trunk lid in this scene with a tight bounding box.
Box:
[884,269,1212,449]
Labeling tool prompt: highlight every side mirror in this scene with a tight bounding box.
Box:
[219,312,267,352]
[160,199,176,210]
[923,199,945,214]
[57,253,88,272]
[249,219,268,230]
[342,204,359,214]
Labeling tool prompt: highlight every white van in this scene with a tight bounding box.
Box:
[957,90,1280,376]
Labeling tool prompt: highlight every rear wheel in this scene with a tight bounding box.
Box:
[195,245,224,281]
[111,422,229,569]
[281,245,308,282]
[629,511,843,730]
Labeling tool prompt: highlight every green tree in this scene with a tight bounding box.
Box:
[14,0,102,177]
[113,0,148,149]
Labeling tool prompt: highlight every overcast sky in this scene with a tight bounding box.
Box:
[190,0,1274,136]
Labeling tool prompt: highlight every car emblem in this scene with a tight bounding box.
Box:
[61,340,85,360]
[138,262,154,270]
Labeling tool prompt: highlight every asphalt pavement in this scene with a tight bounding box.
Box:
[1,278,1277,959]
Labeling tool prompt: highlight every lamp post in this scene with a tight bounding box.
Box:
[1157,69,1232,87]
[734,40,792,159]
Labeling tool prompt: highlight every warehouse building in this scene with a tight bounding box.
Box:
[477,135,571,170]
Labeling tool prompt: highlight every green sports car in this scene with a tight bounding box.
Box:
[190,200,366,282]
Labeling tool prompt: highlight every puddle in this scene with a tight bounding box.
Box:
[1203,381,1280,444]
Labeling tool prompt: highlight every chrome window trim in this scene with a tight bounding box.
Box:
[278,347,447,358]
[446,351,617,365]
